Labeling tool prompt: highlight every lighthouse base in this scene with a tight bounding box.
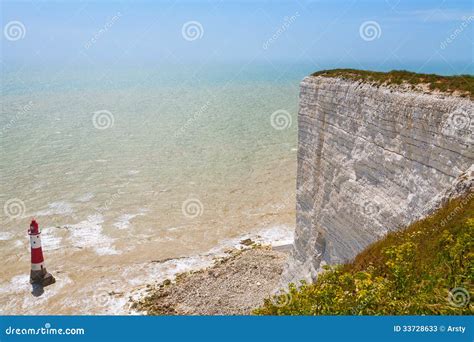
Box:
[30,269,56,287]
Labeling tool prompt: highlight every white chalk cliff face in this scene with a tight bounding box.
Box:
[283,75,473,284]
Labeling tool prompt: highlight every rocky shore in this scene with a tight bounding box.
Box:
[132,245,288,315]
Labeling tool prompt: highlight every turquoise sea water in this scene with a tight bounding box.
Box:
[1,64,308,245]
[0,63,309,313]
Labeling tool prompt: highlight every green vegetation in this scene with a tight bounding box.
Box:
[255,194,473,315]
[312,69,474,99]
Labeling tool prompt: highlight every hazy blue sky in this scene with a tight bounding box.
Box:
[1,0,473,74]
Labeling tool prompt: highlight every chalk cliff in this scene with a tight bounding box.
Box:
[284,75,473,283]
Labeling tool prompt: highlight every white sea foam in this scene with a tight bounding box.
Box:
[35,201,74,217]
[0,274,29,295]
[67,214,119,255]
[95,245,120,256]
[208,224,294,254]
[0,232,13,241]
[41,227,63,251]
[14,240,24,248]
[113,213,144,230]
[0,273,73,314]
[122,254,216,287]
[76,193,94,202]
[252,225,295,247]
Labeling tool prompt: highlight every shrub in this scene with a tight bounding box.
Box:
[311,69,474,99]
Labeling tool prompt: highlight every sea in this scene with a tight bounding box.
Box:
[0,63,308,314]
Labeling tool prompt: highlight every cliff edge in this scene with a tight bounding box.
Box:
[283,71,473,284]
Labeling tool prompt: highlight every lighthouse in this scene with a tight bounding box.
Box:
[29,219,55,286]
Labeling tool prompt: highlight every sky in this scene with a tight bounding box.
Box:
[1,0,473,74]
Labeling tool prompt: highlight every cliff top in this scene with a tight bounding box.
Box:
[312,69,474,99]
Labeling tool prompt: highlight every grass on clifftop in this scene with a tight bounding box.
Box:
[312,69,474,99]
[255,194,473,315]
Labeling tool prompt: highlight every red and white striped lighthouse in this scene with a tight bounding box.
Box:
[29,219,55,286]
